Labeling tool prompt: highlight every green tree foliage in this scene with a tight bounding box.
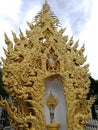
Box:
[87,76,98,119]
[0,70,9,98]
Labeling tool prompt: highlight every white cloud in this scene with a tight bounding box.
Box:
[0,0,22,59]
[0,0,21,22]
[20,5,41,33]
[77,0,98,79]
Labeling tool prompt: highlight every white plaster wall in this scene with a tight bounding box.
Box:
[44,78,68,130]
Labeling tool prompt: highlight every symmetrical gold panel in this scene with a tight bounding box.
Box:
[0,1,95,130]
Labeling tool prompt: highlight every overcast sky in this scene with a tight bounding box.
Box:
[0,0,98,79]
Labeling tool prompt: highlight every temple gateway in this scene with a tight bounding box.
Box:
[0,1,95,130]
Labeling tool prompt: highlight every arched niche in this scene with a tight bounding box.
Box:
[44,77,68,130]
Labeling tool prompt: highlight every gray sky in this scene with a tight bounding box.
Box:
[0,0,98,79]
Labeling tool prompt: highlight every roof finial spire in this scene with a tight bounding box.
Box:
[45,0,48,4]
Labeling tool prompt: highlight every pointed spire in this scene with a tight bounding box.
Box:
[27,21,34,30]
[45,0,48,4]
[19,29,25,40]
[79,44,85,54]
[12,31,19,43]
[4,33,13,52]
[34,0,59,28]
[59,27,66,35]
[42,0,50,13]
[73,40,79,50]
[68,36,74,46]
[1,57,5,64]
[3,47,8,56]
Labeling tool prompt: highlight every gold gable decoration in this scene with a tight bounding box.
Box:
[0,1,95,130]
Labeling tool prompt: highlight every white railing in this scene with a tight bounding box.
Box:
[0,107,2,118]
[86,118,98,130]
[3,126,14,130]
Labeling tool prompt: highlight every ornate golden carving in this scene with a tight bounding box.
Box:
[46,124,60,130]
[46,91,57,108]
[0,1,95,130]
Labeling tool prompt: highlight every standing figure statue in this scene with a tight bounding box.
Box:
[49,104,55,123]
[46,91,58,123]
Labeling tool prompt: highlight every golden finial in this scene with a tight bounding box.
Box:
[46,91,58,108]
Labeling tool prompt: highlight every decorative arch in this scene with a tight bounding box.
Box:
[0,1,95,130]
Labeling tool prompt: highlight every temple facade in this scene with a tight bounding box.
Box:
[0,1,95,130]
